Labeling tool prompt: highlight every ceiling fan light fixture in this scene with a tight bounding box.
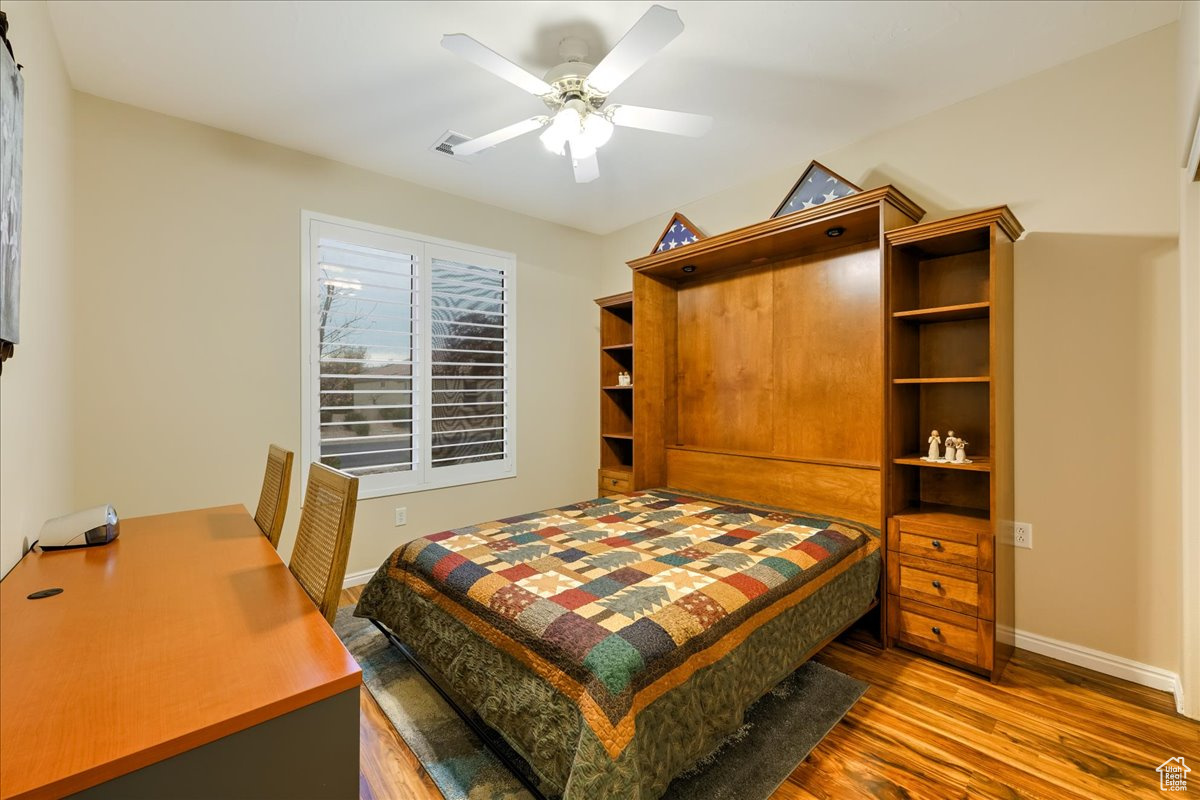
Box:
[541,102,612,159]
[539,125,568,156]
[540,104,583,155]
[580,112,614,150]
[443,5,707,183]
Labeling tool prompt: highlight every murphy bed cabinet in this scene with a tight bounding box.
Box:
[621,186,928,643]
[597,191,1021,678]
[596,292,634,496]
[883,206,1022,681]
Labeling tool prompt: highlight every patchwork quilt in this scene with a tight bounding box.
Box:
[365,490,878,766]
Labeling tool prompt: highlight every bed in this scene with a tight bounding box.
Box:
[354,488,880,799]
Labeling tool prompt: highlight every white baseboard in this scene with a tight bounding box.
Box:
[1012,627,1185,714]
[342,568,376,590]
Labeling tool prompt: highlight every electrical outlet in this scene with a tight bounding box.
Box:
[1013,521,1032,549]
[394,507,407,526]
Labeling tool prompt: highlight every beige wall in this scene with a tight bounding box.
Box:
[1177,1,1199,718]
[600,25,1183,672]
[71,94,601,578]
[0,1,75,575]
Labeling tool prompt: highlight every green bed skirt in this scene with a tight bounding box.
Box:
[355,550,879,800]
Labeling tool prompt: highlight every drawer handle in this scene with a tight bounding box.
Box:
[932,580,942,590]
[931,540,942,549]
[931,626,942,636]
[609,479,618,486]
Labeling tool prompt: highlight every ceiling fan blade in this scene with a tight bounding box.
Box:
[608,105,712,137]
[441,33,555,96]
[453,116,548,156]
[571,149,600,184]
[584,5,684,96]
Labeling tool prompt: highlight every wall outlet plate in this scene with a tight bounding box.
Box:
[394,507,407,526]
[1013,521,1032,549]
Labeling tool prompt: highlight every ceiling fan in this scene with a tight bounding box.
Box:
[443,4,712,183]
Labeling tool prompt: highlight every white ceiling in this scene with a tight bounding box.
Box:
[47,1,1178,235]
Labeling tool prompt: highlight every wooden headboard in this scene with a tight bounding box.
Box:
[627,188,924,529]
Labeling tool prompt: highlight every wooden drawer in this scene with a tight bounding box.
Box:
[888,595,993,671]
[597,469,632,493]
[889,516,992,572]
[888,554,993,618]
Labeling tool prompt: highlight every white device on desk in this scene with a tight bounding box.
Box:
[36,505,120,550]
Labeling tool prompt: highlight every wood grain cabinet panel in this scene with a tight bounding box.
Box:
[675,266,775,452]
[889,595,993,670]
[770,244,882,464]
[889,553,993,618]
[597,469,633,492]
[666,447,881,528]
[891,527,980,569]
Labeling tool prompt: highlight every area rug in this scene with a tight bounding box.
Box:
[336,606,867,800]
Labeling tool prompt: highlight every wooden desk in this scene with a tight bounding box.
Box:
[0,505,362,800]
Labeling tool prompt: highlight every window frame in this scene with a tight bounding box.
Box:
[300,210,517,499]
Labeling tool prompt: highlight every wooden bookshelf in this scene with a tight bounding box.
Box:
[884,206,1022,682]
[596,292,634,494]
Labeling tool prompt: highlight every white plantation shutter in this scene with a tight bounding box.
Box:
[303,216,515,498]
[315,240,419,479]
[427,249,511,474]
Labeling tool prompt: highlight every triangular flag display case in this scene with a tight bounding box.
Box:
[772,160,862,218]
[650,212,706,255]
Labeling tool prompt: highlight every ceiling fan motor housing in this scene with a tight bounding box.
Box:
[542,60,606,112]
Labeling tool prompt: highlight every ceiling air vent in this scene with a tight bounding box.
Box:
[430,130,474,160]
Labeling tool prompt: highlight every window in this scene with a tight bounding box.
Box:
[301,212,515,498]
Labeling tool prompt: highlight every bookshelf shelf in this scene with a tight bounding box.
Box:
[893,455,991,472]
[893,301,990,323]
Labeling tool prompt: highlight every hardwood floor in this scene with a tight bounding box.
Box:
[341,587,1198,799]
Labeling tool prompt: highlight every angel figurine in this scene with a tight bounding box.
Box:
[944,430,959,452]
[927,430,941,461]
[955,440,969,463]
